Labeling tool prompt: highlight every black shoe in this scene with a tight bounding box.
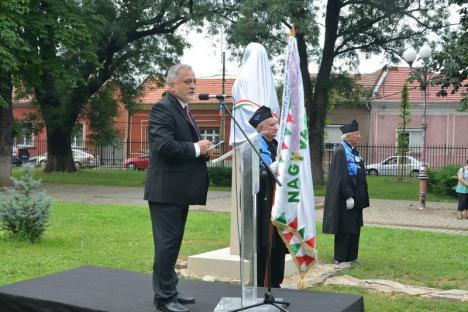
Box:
[156,301,189,312]
[176,294,195,304]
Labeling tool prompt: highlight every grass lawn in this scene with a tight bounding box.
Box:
[314,285,468,312]
[11,168,230,191]
[10,168,457,201]
[12,168,149,187]
[0,202,466,312]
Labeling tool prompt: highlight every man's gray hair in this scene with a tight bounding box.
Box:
[166,64,193,85]
[341,133,352,141]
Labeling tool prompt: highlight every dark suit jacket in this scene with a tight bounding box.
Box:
[144,92,209,205]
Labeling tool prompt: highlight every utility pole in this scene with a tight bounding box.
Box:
[220,51,226,145]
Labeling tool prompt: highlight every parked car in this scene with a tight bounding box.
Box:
[124,154,149,170]
[366,155,422,176]
[29,148,97,169]
[11,147,30,166]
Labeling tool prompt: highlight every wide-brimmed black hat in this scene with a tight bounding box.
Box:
[249,106,273,128]
[340,120,359,134]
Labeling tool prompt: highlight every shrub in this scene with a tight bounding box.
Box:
[0,164,52,242]
[209,167,232,187]
[427,164,459,198]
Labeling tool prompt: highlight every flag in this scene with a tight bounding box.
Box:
[272,31,316,287]
[230,42,279,145]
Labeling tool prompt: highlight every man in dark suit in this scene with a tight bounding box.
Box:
[144,64,212,312]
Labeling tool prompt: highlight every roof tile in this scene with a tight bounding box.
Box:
[373,66,463,102]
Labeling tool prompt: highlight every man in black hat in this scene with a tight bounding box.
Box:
[322,120,369,264]
[249,106,288,287]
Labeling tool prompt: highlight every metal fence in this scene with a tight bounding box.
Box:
[323,144,468,175]
[18,140,468,172]
[21,140,232,170]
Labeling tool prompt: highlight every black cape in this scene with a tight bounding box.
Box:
[322,143,369,234]
[257,139,287,253]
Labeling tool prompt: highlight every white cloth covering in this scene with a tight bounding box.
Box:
[229,42,279,145]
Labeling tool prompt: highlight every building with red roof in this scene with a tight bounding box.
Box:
[11,66,467,168]
[363,66,467,167]
[370,66,466,145]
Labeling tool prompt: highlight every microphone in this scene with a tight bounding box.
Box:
[198,93,232,100]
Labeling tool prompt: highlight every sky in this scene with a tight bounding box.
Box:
[179,4,460,82]
[180,28,394,81]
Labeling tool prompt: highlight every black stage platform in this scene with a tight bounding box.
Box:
[0,266,364,312]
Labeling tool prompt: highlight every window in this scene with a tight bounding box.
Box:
[324,125,343,150]
[14,122,34,147]
[200,128,220,143]
[384,157,398,165]
[72,124,84,148]
[140,122,149,154]
[396,128,422,147]
[15,134,33,147]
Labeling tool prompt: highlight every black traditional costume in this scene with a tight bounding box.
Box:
[249,106,288,288]
[322,120,369,263]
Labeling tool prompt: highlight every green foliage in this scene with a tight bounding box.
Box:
[430,0,467,111]
[0,164,52,242]
[427,165,459,198]
[10,0,215,171]
[0,0,30,73]
[326,73,372,109]
[212,0,320,72]
[84,86,120,147]
[208,167,232,187]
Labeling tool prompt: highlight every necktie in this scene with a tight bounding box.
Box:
[184,106,200,140]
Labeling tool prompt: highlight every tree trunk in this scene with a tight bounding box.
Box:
[44,127,76,172]
[34,72,86,172]
[295,33,317,184]
[308,0,341,186]
[0,71,14,187]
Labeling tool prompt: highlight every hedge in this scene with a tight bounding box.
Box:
[427,164,459,198]
[208,167,232,187]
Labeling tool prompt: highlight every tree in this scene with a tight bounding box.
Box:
[17,0,212,172]
[216,0,449,185]
[397,80,412,180]
[430,0,467,111]
[0,164,52,242]
[0,0,30,186]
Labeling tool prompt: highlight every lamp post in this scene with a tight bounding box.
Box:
[403,45,432,210]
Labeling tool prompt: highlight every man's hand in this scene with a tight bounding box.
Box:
[197,140,213,156]
[346,197,354,210]
[269,161,279,172]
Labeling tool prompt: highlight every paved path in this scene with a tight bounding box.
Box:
[39,184,468,235]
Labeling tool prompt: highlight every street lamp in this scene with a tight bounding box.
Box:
[403,44,432,210]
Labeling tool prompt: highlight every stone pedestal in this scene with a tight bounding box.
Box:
[187,247,296,280]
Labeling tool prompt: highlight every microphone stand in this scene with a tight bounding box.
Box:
[216,98,289,312]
